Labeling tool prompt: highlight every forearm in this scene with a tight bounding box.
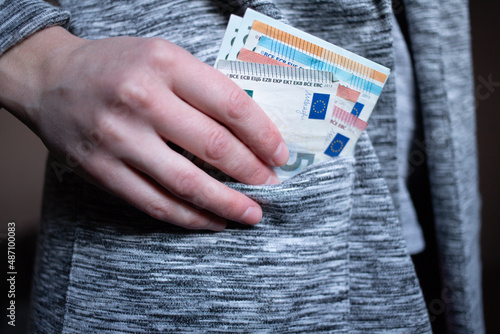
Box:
[0,0,71,128]
[0,26,85,130]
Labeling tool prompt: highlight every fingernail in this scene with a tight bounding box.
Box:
[272,142,289,166]
[240,206,262,225]
[265,174,280,185]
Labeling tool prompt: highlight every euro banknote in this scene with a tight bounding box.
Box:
[224,9,390,123]
[216,60,368,180]
[212,9,390,181]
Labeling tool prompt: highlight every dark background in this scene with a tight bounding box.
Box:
[1,2,499,333]
[470,1,500,332]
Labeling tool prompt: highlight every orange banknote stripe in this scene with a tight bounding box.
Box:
[251,20,388,84]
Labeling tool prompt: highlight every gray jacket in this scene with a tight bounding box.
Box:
[0,0,483,332]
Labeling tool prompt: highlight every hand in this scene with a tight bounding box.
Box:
[0,27,289,231]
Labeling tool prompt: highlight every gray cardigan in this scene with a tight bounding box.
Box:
[0,0,483,332]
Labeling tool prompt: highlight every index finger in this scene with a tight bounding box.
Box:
[166,50,289,167]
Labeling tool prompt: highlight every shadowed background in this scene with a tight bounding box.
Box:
[1,1,498,333]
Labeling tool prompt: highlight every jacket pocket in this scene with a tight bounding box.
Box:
[62,156,356,333]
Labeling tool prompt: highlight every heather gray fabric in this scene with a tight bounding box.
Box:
[404,1,484,331]
[392,13,425,254]
[0,0,483,332]
[33,134,431,333]
[0,0,70,56]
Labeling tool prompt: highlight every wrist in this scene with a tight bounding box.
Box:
[0,26,87,129]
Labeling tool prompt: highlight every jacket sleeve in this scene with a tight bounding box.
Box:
[404,0,484,332]
[0,0,70,56]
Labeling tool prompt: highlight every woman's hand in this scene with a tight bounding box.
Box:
[0,26,289,231]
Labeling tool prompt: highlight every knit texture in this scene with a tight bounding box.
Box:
[404,0,484,332]
[0,0,483,332]
[0,0,70,55]
[30,134,431,333]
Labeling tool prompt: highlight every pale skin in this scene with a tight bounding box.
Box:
[0,26,289,231]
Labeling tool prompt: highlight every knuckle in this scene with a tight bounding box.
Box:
[222,151,268,184]
[224,154,249,177]
[143,196,206,230]
[90,119,122,152]
[180,215,205,230]
[144,199,171,222]
[94,112,115,135]
[226,87,252,121]
[246,163,270,184]
[173,170,199,198]
[94,112,128,146]
[144,38,178,76]
[115,77,149,108]
[205,126,231,161]
[108,99,131,118]
[145,38,171,63]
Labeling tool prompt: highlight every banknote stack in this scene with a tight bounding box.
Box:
[214,9,390,181]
